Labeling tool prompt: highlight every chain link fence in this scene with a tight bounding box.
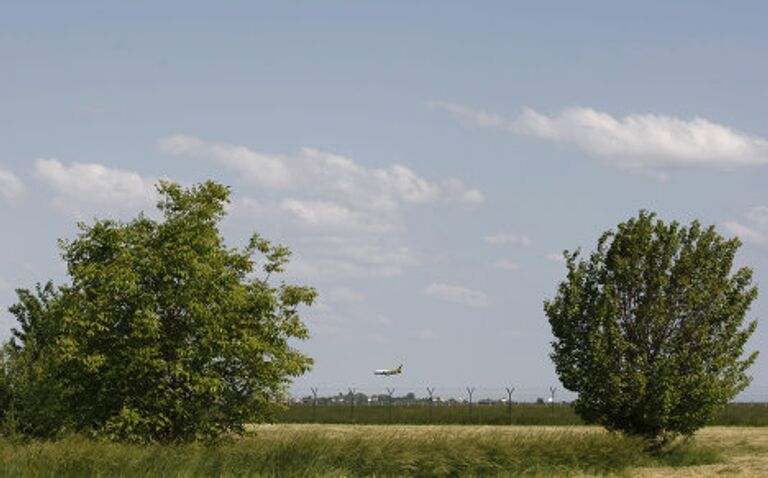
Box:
[279,385,768,425]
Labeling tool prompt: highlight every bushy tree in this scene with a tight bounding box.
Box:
[2,181,316,442]
[544,211,758,442]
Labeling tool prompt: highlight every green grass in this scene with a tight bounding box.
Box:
[279,403,584,425]
[710,403,768,426]
[0,425,723,477]
[277,402,768,426]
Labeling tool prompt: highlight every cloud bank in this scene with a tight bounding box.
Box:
[35,159,158,217]
[160,135,481,208]
[161,135,483,280]
[546,252,567,264]
[433,101,768,178]
[0,169,24,203]
[724,206,768,246]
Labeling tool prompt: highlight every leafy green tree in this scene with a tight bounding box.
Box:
[2,283,74,438]
[0,345,11,424]
[544,211,758,443]
[3,181,316,442]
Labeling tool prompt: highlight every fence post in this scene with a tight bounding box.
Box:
[505,386,515,425]
[549,386,557,414]
[387,387,395,423]
[466,387,475,424]
[311,387,319,422]
[348,387,356,422]
[427,387,435,423]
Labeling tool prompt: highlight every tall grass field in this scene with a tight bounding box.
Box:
[2,425,751,477]
[2,406,766,476]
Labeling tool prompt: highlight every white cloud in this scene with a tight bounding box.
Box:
[493,259,520,271]
[723,207,768,246]
[430,101,514,130]
[0,169,24,203]
[546,252,567,263]
[35,159,158,217]
[745,206,768,227]
[231,198,419,280]
[485,232,531,246]
[281,199,357,227]
[162,135,445,242]
[289,235,421,280]
[424,282,490,307]
[723,222,767,245]
[434,102,768,177]
[442,177,484,205]
[166,135,482,280]
[312,237,418,269]
[288,248,420,281]
[159,134,291,188]
[374,163,441,204]
[231,197,272,218]
[160,135,447,211]
[280,198,397,234]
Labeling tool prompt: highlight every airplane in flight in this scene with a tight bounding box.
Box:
[374,364,403,376]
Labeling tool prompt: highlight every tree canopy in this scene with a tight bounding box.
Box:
[544,211,758,442]
[1,181,316,442]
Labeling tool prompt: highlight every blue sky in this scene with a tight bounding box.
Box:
[1,1,767,401]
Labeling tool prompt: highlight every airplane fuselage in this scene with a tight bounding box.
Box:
[374,365,402,376]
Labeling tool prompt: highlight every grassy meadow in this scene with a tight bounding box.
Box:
[3,425,768,477]
[1,404,765,476]
[278,402,768,426]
